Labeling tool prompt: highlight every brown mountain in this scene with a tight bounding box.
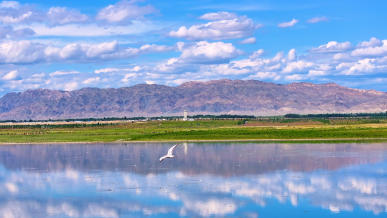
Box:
[0,79,385,120]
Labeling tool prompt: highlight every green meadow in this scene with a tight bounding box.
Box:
[0,119,386,143]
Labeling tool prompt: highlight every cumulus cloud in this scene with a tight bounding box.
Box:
[310,41,352,53]
[97,0,155,23]
[339,58,382,75]
[307,16,328,24]
[351,40,387,57]
[154,41,241,73]
[278,18,298,28]
[47,7,88,25]
[0,40,173,64]
[0,1,42,24]
[152,37,387,83]
[357,37,383,48]
[287,49,296,61]
[0,10,34,24]
[169,11,259,40]
[29,21,158,37]
[282,60,314,73]
[240,37,256,44]
[0,1,89,26]
[0,25,34,38]
[2,37,387,94]
[179,41,241,64]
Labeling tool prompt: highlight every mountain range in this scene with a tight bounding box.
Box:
[0,79,386,120]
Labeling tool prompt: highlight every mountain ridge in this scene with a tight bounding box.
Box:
[0,79,386,120]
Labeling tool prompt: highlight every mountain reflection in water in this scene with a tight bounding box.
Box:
[0,143,386,217]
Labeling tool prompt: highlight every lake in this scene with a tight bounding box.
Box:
[0,143,386,217]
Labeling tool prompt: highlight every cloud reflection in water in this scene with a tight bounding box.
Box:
[0,143,386,217]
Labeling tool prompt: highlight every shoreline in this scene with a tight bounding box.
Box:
[0,138,386,145]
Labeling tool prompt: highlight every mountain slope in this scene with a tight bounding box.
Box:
[0,79,385,120]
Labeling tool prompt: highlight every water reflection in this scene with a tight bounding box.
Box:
[0,143,386,217]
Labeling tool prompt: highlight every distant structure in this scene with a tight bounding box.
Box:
[183,110,188,121]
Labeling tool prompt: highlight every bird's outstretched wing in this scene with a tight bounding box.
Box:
[167,144,178,156]
[159,155,167,162]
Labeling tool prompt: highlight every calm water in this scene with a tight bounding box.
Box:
[0,143,386,217]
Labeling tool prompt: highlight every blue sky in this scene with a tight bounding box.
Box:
[0,0,386,96]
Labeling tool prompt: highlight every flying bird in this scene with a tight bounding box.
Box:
[159,144,178,162]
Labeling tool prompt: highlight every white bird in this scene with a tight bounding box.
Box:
[159,144,178,162]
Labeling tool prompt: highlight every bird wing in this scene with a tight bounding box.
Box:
[159,155,167,162]
[167,144,178,156]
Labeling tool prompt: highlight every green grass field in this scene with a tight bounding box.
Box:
[0,119,386,143]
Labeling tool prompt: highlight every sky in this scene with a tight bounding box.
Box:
[0,0,386,96]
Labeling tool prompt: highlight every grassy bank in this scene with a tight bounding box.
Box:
[0,120,386,143]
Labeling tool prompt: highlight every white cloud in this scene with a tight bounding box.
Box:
[155,41,241,71]
[199,11,237,20]
[308,70,326,77]
[179,41,241,64]
[2,37,387,94]
[121,73,137,83]
[63,81,78,91]
[340,58,378,75]
[0,40,45,63]
[0,11,33,23]
[0,25,34,38]
[169,12,258,40]
[47,7,88,25]
[5,182,18,193]
[307,16,328,24]
[285,74,304,81]
[95,66,141,74]
[95,68,120,74]
[139,44,173,53]
[0,1,20,9]
[333,53,352,61]
[97,0,155,23]
[248,71,280,80]
[150,37,387,84]
[278,18,298,28]
[0,40,173,64]
[50,70,80,77]
[288,49,296,61]
[282,60,314,73]
[240,37,256,44]
[29,21,158,37]
[310,41,352,53]
[249,49,264,59]
[352,40,387,57]
[2,70,18,80]
[357,37,383,48]
[82,77,100,84]
[0,1,42,24]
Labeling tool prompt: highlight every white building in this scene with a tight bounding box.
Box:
[183,110,188,121]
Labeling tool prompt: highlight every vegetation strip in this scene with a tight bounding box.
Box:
[0,119,386,143]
